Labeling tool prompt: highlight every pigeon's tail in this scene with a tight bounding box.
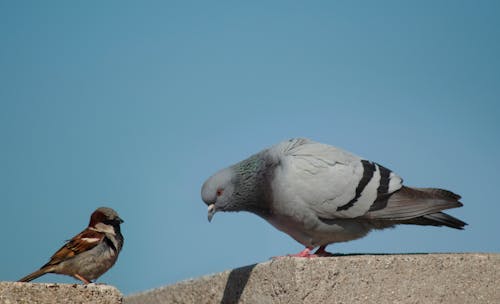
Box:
[402,212,467,229]
[366,186,467,229]
[18,268,50,283]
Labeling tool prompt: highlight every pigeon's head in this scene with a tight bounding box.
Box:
[201,167,237,222]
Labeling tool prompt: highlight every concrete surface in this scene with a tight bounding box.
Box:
[125,253,499,304]
[0,282,123,304]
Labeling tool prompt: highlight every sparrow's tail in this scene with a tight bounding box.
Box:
[18,268,51,283]
[366,186,467,229]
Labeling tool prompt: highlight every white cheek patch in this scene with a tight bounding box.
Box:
[92,223,116,235]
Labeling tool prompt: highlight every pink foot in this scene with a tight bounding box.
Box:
[272,247,318,259]
[271,246,336,259]
[288,247,317,258]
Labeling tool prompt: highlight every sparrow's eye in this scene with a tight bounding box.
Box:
[216,189,224,197]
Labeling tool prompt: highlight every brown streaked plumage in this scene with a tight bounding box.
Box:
[18,207,124,284]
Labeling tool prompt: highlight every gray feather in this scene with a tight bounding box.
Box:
[365,186,463,220]
[401,212,466,229]
[201,138,467,251]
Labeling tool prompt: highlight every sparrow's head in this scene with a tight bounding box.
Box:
[89,207,124,233]
[201,167,237,222]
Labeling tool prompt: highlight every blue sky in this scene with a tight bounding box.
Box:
[1,1,499,295]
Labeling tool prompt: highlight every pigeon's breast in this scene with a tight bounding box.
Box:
[262,211,316,247]
[264,159,373,247]
[262,209,372,247]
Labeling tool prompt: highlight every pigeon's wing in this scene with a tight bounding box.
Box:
[275,138,403,219]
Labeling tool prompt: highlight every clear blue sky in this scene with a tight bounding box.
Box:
[1,1,499,295]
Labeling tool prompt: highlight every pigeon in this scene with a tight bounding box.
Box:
[201,138,466,257]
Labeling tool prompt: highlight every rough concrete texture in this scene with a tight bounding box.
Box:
[0,282,123,304]
[125,253,499,304]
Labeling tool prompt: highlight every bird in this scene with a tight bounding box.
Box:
[201,138,466,257]
[18,207,124,283]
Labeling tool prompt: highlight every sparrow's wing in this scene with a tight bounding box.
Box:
[42,229,104,267]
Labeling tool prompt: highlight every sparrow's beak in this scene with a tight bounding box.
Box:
[207,204,217,222]
[118,217,124,224]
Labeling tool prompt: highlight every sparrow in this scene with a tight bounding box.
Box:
[18,207,124,284]
[202,138,466,257]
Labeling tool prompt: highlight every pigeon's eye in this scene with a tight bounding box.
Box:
[216,189,224,197]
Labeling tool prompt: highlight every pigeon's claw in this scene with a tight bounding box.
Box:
[288,247,317,258]
[272,247,323,259]
[313,245,335,257]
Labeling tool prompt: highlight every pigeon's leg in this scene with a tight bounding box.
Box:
[313,245,334,257]
[287,247,318,258]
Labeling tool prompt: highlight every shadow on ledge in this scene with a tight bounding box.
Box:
[220,263,257,304]
[218,252,431,303]
[219,252,432,303]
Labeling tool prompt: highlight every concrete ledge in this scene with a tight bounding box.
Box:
[125,253,499,304]
[0,282,123,304]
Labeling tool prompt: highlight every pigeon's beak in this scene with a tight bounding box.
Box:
[207,204,217,222]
